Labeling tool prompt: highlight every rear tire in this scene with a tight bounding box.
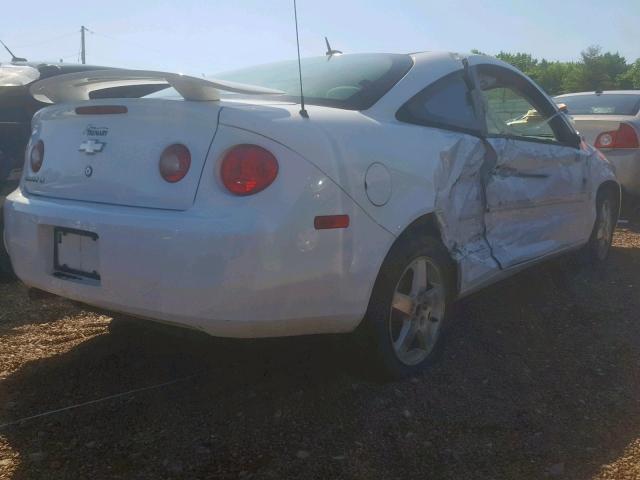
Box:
[0,224,16,282]
[0,251,14,281]
[583,189,618,263]
[355,236,455,380]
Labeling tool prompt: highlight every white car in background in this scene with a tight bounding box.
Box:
[554,91,640,201]
[3,52,619,378]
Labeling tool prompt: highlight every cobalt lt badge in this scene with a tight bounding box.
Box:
[85,166,93,177]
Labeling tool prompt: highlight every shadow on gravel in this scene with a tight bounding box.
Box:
[0,268,16,285]
[0,282,85,331]
[2,239,640,479]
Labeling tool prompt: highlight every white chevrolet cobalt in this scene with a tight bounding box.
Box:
[3,52,619,378]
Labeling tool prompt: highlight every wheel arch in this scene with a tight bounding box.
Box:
[597,180,622,218]
[377,211,460,297]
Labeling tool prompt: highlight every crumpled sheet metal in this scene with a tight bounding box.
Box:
[432,134,595,293]
[487,138,584,207]
[484,138,591,268]
[432,136,499,292]
[0,64,39,87]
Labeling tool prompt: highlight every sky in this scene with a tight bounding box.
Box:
[1,0,638,76]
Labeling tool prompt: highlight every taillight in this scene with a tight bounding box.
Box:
[220,145,279,196]
[159,144,191,183]
[30,140,44,173]
[595,123,639,149]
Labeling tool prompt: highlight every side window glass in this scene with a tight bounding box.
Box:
[478,70,562,143]
[397,71,479,133]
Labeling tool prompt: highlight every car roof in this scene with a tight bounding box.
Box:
[368,51,531,118]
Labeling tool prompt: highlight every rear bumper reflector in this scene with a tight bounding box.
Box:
[314,215,350,230]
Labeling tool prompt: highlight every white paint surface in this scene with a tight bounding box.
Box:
[4,52,619,338]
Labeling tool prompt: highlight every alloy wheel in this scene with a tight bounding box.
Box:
[389,256,446,366]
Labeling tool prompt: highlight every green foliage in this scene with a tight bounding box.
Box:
[619,59,640,89]
[480,45,639,96]
[496,52,538,74]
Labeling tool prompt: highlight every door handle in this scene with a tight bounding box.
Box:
[493,166,549,179]
[509,172,550,179]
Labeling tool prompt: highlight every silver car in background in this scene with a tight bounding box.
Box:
[555,91,640,201]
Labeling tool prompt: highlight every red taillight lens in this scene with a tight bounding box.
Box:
[30,140,44,172]
[159,144,191,183]
[595,123,639,149]
[220,145,279,196]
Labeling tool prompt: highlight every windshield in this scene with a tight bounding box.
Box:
[212,53,413,110]
[555,93,640,116]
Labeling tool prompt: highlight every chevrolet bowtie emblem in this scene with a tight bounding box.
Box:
[79,139,105,154]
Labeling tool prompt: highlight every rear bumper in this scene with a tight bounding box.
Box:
[604,149,640,196]
[3,188,392,338]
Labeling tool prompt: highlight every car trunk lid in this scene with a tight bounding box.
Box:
[23,69,285,210]
[571,114,638,145]
[24,98,221,210]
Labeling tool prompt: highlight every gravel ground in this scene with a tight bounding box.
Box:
[1,223,639,480]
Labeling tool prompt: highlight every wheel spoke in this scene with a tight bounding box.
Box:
[423,286,442,304]
[411,258,427,295]
[426,262,441,287]
[392,292,414,316]
[422,319,440,349]
[415,323,428,349]
[388,255,447,367]
[597,200,614,247]
[394,319,417,354]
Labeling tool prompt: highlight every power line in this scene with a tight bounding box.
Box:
[0,373,201,430]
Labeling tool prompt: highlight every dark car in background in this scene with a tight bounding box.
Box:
[0,61,164,275]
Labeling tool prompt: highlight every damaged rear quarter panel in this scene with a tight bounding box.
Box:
[219,104,500,294]
[285,112,499,293]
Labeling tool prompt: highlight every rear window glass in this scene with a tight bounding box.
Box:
[555,94,640,116]
[212,53,413,110]
[396,70,480,133]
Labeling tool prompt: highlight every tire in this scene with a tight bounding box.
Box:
[356,235,455,380]
[583,189,618,263]
[0,250,14,280]
[0,225,16,282]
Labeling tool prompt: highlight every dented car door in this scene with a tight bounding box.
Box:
[472,63,590,269]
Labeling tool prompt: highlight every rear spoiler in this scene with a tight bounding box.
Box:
[29,68,285,103]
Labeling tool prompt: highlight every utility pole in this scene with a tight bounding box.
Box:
[80,25,86,64]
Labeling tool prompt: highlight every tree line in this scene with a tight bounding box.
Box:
[472,46,640,96]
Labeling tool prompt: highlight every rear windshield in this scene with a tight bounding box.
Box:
[555,93,640,116]
[213,53,413,110]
